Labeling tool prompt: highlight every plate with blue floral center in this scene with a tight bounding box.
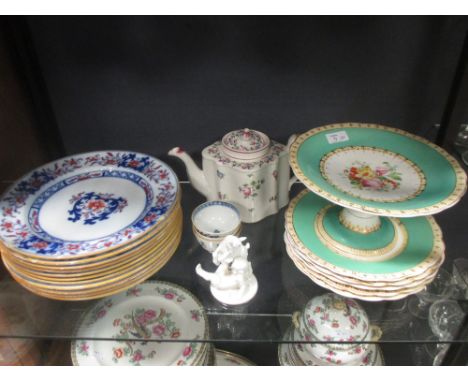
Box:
[0,151,179,258]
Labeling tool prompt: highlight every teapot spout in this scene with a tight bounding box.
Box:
[168,147,210,198]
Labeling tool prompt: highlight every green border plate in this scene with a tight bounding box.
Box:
[289,123,467,217]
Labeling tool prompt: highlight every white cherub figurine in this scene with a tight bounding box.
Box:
[196,235,258,305]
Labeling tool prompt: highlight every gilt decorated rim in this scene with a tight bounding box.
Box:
[284,190,445,282]
[1,215,182,286]
[289,123,467,217]
[284,231,444,289]
[2,227,182,300]
[287,244,438,301]
[214,349,256,366]
[0,203,182,268]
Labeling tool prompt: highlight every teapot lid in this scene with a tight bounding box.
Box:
[301,294,370,342]
[221,129,270,160]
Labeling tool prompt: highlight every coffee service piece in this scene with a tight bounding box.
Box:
[196,235,258,305]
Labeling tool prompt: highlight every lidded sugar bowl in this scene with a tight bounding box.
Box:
[169,129,296,223]
[293,293,382,365]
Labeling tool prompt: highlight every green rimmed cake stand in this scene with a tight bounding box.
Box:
[286,122,467,299]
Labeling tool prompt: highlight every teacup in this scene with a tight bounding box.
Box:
[192,201,242,252]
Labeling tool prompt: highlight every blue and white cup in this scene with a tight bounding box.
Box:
[192,201,242,252]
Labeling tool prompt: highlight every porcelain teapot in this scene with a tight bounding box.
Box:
[169,129,296,223]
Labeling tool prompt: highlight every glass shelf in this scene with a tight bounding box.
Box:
[0,183,467,366]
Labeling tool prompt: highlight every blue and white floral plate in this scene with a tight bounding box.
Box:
[0,151,179,258]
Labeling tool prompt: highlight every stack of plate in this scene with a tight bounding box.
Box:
[71,281,212,366]
[0,151,181,300]
[284,190,445,301]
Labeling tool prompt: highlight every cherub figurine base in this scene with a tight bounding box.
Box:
[196,235,258,306]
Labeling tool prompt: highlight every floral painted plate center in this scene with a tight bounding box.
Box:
[320,147,426,202]
[73,282,207,366]
[29,170,149,242]
[95,303,185,366]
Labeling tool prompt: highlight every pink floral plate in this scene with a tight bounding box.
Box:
[71,281,209,366]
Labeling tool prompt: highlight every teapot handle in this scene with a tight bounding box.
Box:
[286,134,297,151]
[289,176,298,191]
[287,134,298,190]
[370,324,383,341]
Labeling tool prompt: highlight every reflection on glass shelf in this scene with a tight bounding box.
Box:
[0,184,467,349]
[408,269,456,319]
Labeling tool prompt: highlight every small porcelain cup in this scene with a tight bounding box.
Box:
[192,201,242,252]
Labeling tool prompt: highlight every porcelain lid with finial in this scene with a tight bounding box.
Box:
[221,129,271,160]
[301,293,370,342]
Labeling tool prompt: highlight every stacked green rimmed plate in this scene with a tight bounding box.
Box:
[286,123,466,301]
[71,281,213,366]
